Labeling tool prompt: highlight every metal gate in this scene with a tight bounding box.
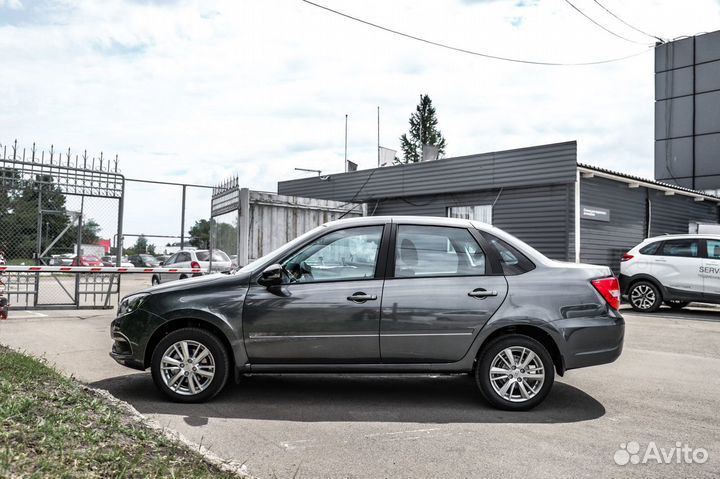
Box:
[0,140,125,309]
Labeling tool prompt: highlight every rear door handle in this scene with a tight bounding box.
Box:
[347,292,378,302]
[468,288,498,299]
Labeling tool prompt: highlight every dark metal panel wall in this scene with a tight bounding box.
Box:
[371,184,574,261]
[655,30,720,190]
[579,176,647,273]
[648,190,718,236]
[278,142,577,202]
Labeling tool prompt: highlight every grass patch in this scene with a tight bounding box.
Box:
[0,345,241,478]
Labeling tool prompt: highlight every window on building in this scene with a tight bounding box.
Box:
[447,205,492,224]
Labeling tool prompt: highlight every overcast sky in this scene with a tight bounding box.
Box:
[1,0,720,249]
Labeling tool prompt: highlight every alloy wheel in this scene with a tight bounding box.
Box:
[159,340,216,396]
[630,284,656,310]
[488,346,545,403]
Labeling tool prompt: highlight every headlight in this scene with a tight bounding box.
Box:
[118,293,149,317]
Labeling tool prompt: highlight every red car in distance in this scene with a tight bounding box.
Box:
[71,255,103,266]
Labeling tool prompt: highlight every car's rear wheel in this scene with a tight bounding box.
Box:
[629,281,662,312]
[475,335,554,411]
[151,328,229,403]
[664,300,689,309]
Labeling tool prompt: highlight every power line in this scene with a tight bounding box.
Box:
[301,0,652,66]
[562,0,649,45]
[591,0,665,43]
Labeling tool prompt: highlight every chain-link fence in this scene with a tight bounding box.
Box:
[0,140,124,308]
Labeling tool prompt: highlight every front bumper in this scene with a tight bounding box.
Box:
[553,312,625,370]
[110,308,165,371]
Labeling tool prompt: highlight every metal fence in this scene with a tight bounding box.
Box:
[0,140,124,309]
[210,176,364,267]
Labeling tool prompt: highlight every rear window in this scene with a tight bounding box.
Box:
[639,242,661,255]
[484,234,535,275]
[658,239,699,258]
[196,251,230,262]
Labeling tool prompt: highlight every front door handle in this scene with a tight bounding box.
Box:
[347,292,378,303]
[468,288,498,299]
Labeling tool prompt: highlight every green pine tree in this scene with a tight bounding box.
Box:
[398,94,447,164]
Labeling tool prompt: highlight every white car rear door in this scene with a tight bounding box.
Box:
[652,238,703,295]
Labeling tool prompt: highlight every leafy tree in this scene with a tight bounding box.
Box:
[81,220,101,244]
[188,219,236,252]
[189,219,211,249]
[125,235,148,255]
[0,172,104,261]
[398,94,447,164]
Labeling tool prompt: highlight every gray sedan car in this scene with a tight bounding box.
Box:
[111,216,624,410]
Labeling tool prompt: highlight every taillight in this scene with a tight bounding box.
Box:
[591,277,621,311]
[621,253,634,262]
[190,261,201,270]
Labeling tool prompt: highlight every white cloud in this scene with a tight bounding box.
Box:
[0,0,23,10]
[1,0,719,246]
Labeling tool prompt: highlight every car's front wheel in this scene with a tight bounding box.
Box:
[475,335,554,411]
[628,281,662,312]
[151,275,160,286]
[150,327,230,403]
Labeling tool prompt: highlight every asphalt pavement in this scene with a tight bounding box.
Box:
[1,305,719,478]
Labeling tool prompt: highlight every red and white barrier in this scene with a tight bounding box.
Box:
[0,265,204,274]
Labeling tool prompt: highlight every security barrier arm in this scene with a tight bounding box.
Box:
[0,266,204,274]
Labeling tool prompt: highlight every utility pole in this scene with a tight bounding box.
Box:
[377,106,380,167]
[344,114,348,173]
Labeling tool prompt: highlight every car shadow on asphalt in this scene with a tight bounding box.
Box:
[90,373,604,424]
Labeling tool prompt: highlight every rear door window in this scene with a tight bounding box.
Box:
[658,239,699,258]
[393,225,486,277]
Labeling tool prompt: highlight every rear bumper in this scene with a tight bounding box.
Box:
[553,313,625,370]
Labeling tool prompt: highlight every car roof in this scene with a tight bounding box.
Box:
[643,234,720,242]
[323,215,475,228]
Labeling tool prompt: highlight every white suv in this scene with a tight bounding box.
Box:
[620,234,720,312]
[151,249,233,285]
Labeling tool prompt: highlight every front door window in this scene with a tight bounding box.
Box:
[283,226,383,283]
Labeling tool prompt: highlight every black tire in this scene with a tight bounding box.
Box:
[628,281,662,312]
[151,327,230,403]
[475,334,555,411]
[664,300,689,309]
[151,275,160,286]
[179,274,188,280]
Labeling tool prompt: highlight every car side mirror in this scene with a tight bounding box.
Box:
[258,263,287,287]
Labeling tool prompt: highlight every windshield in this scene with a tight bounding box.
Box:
[196,250,230,262]
[238,224,328,274]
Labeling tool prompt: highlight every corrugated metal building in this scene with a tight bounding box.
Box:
[278,141,720,273]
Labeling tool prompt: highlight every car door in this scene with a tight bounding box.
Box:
[702,238,720,300]
[379,223,508,363]
[652,238,703,296]
[243,224,388,363]
[160,253,179,282]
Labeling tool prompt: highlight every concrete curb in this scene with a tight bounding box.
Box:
[82,385,254,478]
